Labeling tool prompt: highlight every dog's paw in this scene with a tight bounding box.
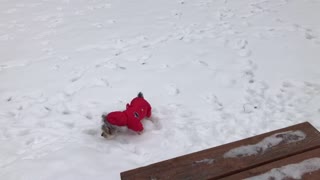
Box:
[101,132,116,139]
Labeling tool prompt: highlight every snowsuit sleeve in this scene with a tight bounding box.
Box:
[127,118,144,132]
[106,111,128,126]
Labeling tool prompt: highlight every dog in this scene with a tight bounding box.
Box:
[101,92,152,138]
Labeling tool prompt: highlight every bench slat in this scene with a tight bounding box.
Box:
[221,148,320,180]
[121,122,320,180]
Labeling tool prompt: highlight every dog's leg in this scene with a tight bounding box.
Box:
[101,124,116,139]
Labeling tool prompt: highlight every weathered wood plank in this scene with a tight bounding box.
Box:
[121,122,320,180]
[221,148,320,180]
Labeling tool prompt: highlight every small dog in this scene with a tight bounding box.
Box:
[101,92,152,138]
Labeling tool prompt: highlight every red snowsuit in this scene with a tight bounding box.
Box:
[104,96,152,132]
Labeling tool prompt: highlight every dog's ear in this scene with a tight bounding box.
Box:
[137,92,144,98]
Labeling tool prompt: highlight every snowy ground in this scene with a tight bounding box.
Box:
[1,0,320,179]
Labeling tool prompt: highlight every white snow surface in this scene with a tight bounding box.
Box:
[224,130,306,158]
[245,158,320,180]
[1,0,320,179]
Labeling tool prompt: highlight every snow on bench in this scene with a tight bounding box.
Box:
[224,130,306,158]
[224,148,320,180]
[246,157,320,180]
[120,122,320,180]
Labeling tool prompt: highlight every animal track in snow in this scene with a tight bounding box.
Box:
[55,102,72,116]
[238,49,252,57]
[243,79,320,125]
[233,39,248,50]
[33,13,64,28]
[138,54,151,65]
[96,61,126,70]
[91,78,111,87]
[0,61,28,70]
[243,69,255,84]
[83,129,99,136]
[243,103,258,113]
[216,8,235,21]
[148,115,162,131]
[18,129,31,136]
[193,59,209,68]
[30,105,51,118]
[70,70,86,83]
[229,39,252,57]
[292,24,319,44]
[203,94,223,111]
[82,112,93,120]
[241,59,258,84]
[87,3,111,11]
[165,84,180,96]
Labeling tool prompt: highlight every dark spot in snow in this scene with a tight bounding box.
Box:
[85,114,93,120]
[70,77,80,82]
[7,97,12,102]
[62,110,70,115]
[83,129,98,136]
[249,80,254,83]
[64,122,74,128]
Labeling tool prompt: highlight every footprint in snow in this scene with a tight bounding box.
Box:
[138,54,151,65]
[304,30,317,41]
[90,78,111,88]
[238,49,252,57]
[193,59,209,67]
[97,61,126,70]
[229,39,252,57]
[292,24,319,44]
[148,115,162,131]
[243,103,258,113]
[243,70,255,84]
[204,94,223,111]
[165,85,180,96]
[63,122,75,129]
[18,129,30,136]
[70,71,84,83]
[82,112,93,120]
[83,129,99,136]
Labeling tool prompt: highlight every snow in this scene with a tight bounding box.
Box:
[224,130,306,158]
[245,158,320,180]
[193,158,215,166]
[1,0,320,179]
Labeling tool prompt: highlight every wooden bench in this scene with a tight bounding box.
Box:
[121,122,320,180]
